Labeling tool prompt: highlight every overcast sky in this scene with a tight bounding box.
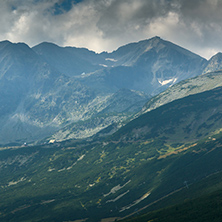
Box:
[1,0,222,59]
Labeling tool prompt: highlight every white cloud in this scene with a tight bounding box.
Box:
[0,0,222,59]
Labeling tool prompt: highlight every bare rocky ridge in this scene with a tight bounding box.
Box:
[141,70,222,114]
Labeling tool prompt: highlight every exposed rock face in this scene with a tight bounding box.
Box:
[203,52,222,74]
[141,70,222,114]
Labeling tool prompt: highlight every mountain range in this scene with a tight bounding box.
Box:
[1,36,222,221]
[0,36,220,145]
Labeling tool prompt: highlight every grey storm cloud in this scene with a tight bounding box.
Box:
[0,0,222,58]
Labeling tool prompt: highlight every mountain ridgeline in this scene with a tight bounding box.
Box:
[0,36,219,145]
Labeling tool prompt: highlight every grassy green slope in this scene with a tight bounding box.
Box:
[1,87,222,221]
[112,86,222,143]
[122,172,222,222]
[2,130,222,221]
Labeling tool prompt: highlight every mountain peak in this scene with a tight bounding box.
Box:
[34,41,60,48]
[0,40,30,47]
[112,36,205,61]
[210,52,222,60]
[0,40,11,45]
[0,40,32,55]
[134,36,162,45]
[0,40,12,51]
[203,52,222,73]
[149,36,161,41]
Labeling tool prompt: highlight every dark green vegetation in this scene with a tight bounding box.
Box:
[2,87,222,221]
[112,86,222,143]
[122,173,222,222]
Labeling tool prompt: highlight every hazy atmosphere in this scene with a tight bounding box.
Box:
[1,0,222,59]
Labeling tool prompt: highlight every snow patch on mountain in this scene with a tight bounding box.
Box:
[158,78,177,86]
[105,58,118,62]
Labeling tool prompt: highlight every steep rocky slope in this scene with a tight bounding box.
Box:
[203,52,222,74]
[32,42,102,76]
[79,36,207,95]
[0,41,149,145]
[142,70,222,114]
